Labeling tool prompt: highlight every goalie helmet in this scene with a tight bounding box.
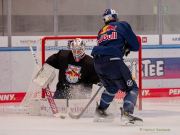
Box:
[68,38,85,62]
[103,9,118,24]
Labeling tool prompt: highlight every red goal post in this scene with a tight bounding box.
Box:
[41,35,142,110]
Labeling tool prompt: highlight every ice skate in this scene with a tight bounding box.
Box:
[93,104,114,123]
[120,107,143,126]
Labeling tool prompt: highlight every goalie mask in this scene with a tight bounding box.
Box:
[103,9,118,24]
[68,38,85,62]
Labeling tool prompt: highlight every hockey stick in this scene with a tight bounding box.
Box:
[28,45,65,118]
[20,45,41,107]
[45,85,66,118]
[68,84,103,119]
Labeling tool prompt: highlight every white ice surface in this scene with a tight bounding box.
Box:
[0,97,180,135]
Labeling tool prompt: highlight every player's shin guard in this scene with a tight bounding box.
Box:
[123,87,138,114]
[99,88,116,109]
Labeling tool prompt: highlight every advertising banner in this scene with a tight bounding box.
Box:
[162,34,180,45]
[142,58,180,79]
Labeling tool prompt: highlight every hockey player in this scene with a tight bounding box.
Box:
[91,9,143,125]
[45,38,99,99]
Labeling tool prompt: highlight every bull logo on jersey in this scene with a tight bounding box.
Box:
[99,25,117,35]
[65,64,81,83]
[98,25,117,44]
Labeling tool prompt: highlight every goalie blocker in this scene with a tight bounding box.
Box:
[33,63,56,89]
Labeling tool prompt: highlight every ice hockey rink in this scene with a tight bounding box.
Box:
[1,1,180,135]
[0,97,179,135]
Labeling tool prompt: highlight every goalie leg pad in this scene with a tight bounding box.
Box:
[33,63,56,88]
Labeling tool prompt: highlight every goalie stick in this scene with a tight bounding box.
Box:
[20,45,41,107]
[28,45,65,118]
[68,84,103,119]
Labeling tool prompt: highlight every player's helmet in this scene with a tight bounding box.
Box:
[68,38,85,62]
[103,9,118,24]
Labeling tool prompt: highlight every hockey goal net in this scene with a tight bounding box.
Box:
[40,35,142,110]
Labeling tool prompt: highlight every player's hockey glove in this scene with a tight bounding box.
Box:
[123,41,131,56]
[97,82,103,87]
[124,48,130,56]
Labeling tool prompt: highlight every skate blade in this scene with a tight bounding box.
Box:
[120,119,143,126]
[93,117,114,123]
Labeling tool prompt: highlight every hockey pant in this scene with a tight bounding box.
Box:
[94,56,138,114]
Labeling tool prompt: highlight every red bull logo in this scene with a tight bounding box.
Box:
[98,32,117,44]
[99,25,117,35]
[65,64,81,83]
[66,70,80,78]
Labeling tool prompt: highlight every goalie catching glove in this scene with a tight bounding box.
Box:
[33,63,56,88]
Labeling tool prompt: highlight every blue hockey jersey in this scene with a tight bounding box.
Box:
[91,21,139,57]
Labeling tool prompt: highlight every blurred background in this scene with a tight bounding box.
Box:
[0,0,180,46]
